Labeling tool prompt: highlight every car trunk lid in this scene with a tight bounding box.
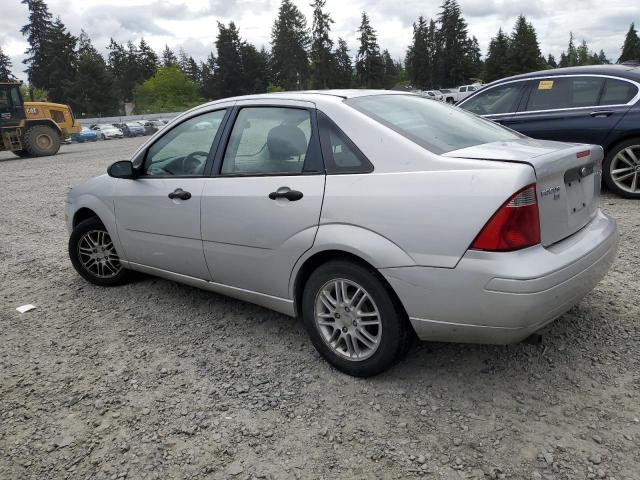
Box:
[443,138,602,246]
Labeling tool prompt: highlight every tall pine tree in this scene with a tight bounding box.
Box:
[138,38,158,80]
[333,38,353,88]
[0,47,15,82]
[215,22,245,98]
[161,45,178,67]
[63,31,118,116]
[435,0,469,87]
[309,0,334,89]
[484,28,510,82]
[44,17,77,103]
[199,52,217,99]
[20,0,54,95]
[270,0,310,90]
[507,15,543,75]
[355,12,384,88]
[618,23,640,63]
[406,16,431,89]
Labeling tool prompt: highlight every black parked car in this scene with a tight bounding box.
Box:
[458,64,640,198]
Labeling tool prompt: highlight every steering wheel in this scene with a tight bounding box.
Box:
[182,150,209,175]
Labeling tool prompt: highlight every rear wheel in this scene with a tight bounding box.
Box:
[301,260,413,377]
[23,125,61,157]
[603,138,640,199]
[69,217,130,287]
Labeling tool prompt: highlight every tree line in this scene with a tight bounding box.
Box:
[1,0,639,116]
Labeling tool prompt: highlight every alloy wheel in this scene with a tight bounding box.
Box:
[314,279,382,361]
[610,145,640,194]
[77,229,122,278]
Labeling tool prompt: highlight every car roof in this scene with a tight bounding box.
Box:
[194,89,409,109]
[486,64,640,87]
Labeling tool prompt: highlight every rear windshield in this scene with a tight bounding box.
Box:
[346,94,521,154]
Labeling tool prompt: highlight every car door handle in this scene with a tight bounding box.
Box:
[590,110,613,118]
[168,188,191,200]
[268,188,304,201]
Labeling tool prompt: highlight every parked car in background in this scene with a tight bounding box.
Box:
[114,122,146,137]
[458,65,640,198]
[90,124,123,140]
[70,126,98,143]
[423,90,444,101]
[441,84,481,103]
[66,91,617,376]
[141,120,163,135]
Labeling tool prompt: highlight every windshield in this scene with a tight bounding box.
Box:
[345,94,521,154]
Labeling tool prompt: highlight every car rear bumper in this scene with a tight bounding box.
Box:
[380,209,618,344]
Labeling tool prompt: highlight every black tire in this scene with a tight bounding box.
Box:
[446,97,455,104]
[301,260,413,377]
[603,138,640,199]
[23,124,61,157]
[69,217,130,287]
[101,134,106,140]
[13,149,30,158]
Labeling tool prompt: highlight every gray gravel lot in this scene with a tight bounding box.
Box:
[1,137,639,480]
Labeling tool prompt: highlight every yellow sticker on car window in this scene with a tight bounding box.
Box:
[538,80,554,90]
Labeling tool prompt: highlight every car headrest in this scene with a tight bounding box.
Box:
[267,125,308,159]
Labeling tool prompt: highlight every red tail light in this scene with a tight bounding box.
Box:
[471,184,541,252]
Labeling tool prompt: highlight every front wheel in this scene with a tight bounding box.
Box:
[69,217,130,287]
[603,138,640,198]
[301,260,413,377]
[23,125,61,157]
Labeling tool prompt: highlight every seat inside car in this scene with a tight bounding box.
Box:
[266,124,307,172]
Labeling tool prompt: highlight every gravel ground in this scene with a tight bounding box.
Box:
[1,137,639,480]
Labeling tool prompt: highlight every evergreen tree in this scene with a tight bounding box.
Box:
[309,0,334,89]
[507,15,543,75]
[435,0,469,87]
[406,16,431,89]
[333,38,353,88]
[178,48,190,73]
[270,0,310,90]
[618,23,640,63]
[381,49,398,88]
[355,12,384,88]
[63,31,118,116]
[20,0,54,94]
[0,46,15,81]
[464,35,482,79]
[597,50,610,64]
[559,32,578,67]
[546,54,557,69]
[484,28,510,82]
[240,42,268,93]
[108,39,143,102]
[199,52,217,99]
[138,38,158,80]
[215,21,244,98]
[161,45,178,67]
[43,17,77,103]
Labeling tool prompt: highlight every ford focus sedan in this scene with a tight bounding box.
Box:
[66,91,618,377]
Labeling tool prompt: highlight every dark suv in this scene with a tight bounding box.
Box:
[458,64,640,198]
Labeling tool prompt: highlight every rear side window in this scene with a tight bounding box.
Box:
[346,94,521,155]
[221,107,311,175]
[318,112,373,174]
[462,83,524,115]
[526,77,603,111]
[600,78,638,105]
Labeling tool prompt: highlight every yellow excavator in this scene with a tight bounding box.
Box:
[0,81,81,157]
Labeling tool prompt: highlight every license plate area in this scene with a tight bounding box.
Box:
[564,164,594,220]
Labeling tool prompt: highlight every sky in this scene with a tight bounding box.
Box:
[2,0,639,82]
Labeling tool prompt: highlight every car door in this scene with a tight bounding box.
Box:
[113,107,231,280]
[458,81,527,126]
[201,100,325,300]
[506,76,635,145]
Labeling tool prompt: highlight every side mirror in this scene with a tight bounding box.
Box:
[108,160,136,179]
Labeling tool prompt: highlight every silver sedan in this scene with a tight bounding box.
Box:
[66,91,618,377]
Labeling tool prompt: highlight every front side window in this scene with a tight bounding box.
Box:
[347,94,521,155]
[526,77,603,111]
[144,109,226,176]
[221,107,312,175]
[600,78,638,105]
[462,83,523,115]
